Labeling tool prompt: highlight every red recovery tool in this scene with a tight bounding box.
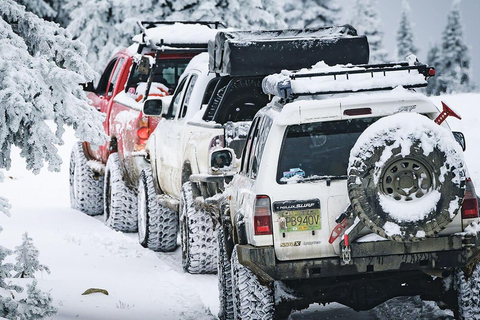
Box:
[328,217,349,244]
[435,101,461,125]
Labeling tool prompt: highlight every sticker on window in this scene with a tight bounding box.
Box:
[283,168,305,179]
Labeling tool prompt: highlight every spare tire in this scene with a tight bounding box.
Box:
[348,113,466,242]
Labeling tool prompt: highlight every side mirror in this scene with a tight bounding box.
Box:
[82,81,94,92]
[453,131,466,151]
[211,148,235,172]
[143,98,163,117]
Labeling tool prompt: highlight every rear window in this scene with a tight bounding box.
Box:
[277,118,378,184]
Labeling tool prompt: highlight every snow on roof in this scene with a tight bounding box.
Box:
[220,25,357,43]
[132,23,220,46]
[183,52,209,74]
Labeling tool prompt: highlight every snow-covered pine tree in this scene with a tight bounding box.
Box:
[14,233,50,279]
[396,0,417,60]
[14,0,55,19]
[0,233,23,318]
[426,42,444,96]
[437,0,473,94]
[0,0,106,176]
[17,280,57,319]
[349,0,389,63]
[66,0,170,71]
[283,0,341,29]
[45,0,71,26]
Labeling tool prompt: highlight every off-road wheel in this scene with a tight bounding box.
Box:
[218,227,234,320]
[231,246,274,320]
[69,142,104,215]
[348,113,466,241]
[180,181,217,274]
[103,153,137,232]
[454,263,480,319]
[137,168,178,252]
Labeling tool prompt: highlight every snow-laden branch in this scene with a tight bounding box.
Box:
[0,0,107,174]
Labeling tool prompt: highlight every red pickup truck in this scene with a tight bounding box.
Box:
[69,21,222,237]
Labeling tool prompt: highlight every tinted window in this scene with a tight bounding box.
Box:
[155,59,190,90]
[241,117,260,175]
[277,118,378,183]
[168,77,188,118]
[179,74,198,119]
[107,58,124,96]
[96,58,117,95]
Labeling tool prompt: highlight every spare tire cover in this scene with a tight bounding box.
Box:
[348,113,466,242]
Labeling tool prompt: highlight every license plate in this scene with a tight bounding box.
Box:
[274,199,321,233]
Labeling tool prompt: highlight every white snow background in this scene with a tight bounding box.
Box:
[1,93,478,319]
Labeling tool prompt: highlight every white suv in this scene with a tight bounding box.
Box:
[217,60,480,319]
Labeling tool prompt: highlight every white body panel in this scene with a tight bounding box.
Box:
[146,54,217,199]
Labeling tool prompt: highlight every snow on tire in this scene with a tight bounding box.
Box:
[69,142,104,215]
[455,263,480,319]
[218,226,234,320]
[180,181,217,274]
[103,153,137,232]
[348,113,466,241]
[137,168,178,252]
[231,245,274,320]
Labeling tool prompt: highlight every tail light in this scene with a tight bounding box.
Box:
[209,135,225,153]
[135,117,150,151]
[254,195,272,235]
[462,178,479,219]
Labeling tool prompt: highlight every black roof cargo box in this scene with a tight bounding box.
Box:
[208,25,370,77]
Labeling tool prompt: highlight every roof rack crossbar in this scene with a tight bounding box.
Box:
[138,20,226,30]
[290,83,429,98]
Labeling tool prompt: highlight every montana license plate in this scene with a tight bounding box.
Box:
[274,199,321,233]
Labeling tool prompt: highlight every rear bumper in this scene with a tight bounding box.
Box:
[236,232,480,283]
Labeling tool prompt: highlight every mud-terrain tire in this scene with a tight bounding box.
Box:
[454,263,480,319]
[218,227,234,320]
[231,246,274,320]
[348,113,466,241]
[137,168,178,252]
[69,142,104,215]
[103,153,137,232]
[180,181,217,274]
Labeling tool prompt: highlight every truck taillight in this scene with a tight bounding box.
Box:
[254,195,272,235]
[135,117,150,150]
[462,178,479,219]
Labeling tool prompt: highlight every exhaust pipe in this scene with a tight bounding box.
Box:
[422,268,451,278]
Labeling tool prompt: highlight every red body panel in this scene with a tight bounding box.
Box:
[83,48,195,186]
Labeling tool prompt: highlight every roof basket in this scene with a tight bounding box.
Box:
[262,57,436,100]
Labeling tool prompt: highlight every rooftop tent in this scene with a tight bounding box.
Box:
[208,25,370,77]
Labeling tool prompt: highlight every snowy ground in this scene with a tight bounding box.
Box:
[1,93,478,319]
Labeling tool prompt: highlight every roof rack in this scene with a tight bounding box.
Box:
[138,20,226,30]
[262,59,436,100]
[134,20,226,53]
